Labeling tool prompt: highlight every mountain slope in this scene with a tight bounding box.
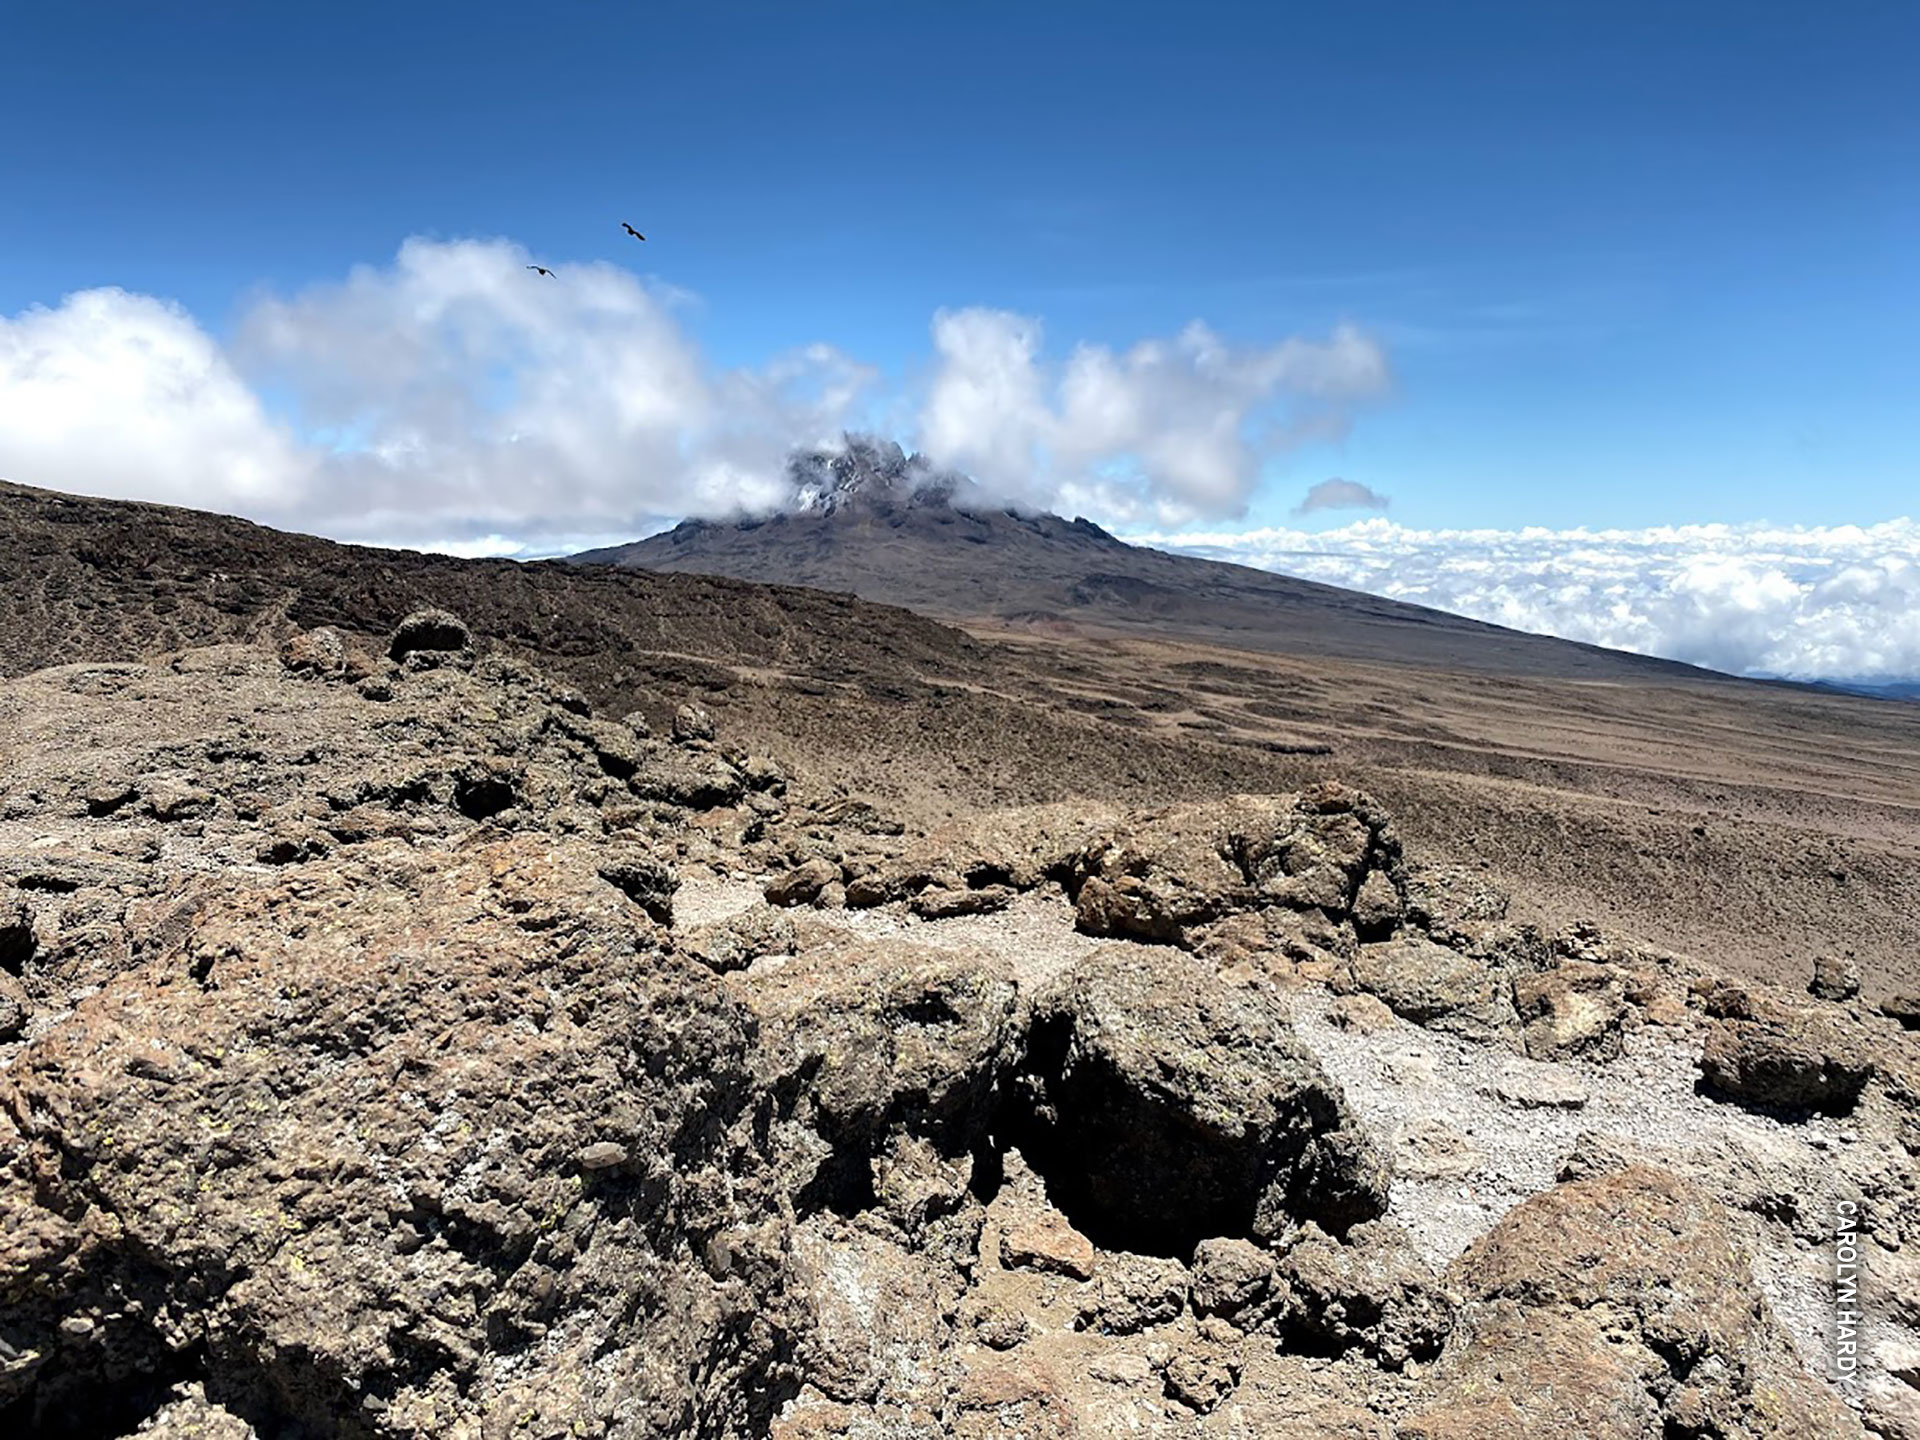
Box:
[576,441,1724,684]
[0,477,993,713]
[5,473,1919,1000]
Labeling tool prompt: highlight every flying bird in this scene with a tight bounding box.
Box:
[526,265,555,277]
[622,222,645,241]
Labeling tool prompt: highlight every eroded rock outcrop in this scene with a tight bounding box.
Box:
[732,935,1019,1228]
[1072,786,1400,948]
[1409,1165,1865,1439]
[0,837,800,1438]
[1007,946,1389,1254]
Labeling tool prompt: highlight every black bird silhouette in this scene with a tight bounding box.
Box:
[622,222,645,241]
[526,265,555,278]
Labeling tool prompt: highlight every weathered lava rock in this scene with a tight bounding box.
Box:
[1699,1011,1876,1115]
[0,837,799,1439]
[1072,787,1401,947]
[386,607,471,662]
[1273,1221,1455,1368]
[1410,1164,1866,1439]
[1341,934,1517,1043]
[732,935,1021,1220]
[1009,946,1388,1254]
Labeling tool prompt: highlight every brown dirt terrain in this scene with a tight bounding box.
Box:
[4,477,1918,1000]
[3,626,1912,1437]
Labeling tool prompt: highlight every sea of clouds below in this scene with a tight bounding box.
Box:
[1131,518,1920,685]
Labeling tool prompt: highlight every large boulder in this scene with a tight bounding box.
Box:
[1400,1302,1664,1440]
[1341,934,1518,1043]
[1513,959,1632,1061]
[628,747,748,810]
[0,836,795,1439]
[1072,787,1400,947]
[1007,946,1388,1254]
[671,703,716,745]
[1408,1165,1864,1438]
[732,936,1021,1221]
[1699,1010,1876,1115]
[787,1225,953,1409]
[1399,862,1510,946]
[1190,1236,1276,1322]
[1272,1221,1455,1368]
[1809,951,1862,1002]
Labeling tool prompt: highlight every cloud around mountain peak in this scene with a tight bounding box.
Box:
[0,236,1386,548]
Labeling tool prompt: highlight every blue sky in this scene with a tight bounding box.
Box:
[2,2,1916,677]
[5,0,1914,531]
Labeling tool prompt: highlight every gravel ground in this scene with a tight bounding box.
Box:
[1288,991,1861,1379]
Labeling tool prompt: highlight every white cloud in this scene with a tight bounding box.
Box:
[1295,477,1390,515]
[1131,517,1920,681]
[0,238,873,547]
[0,288,308,512]
[919,310,1389,525]
[0,244,1386,545]
[234,237,872,544]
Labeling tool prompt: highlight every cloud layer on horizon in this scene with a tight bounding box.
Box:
[0,237,1385,547]
[1132,517,1920,682]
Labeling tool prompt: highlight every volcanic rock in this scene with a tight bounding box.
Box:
[0,836,794,1438]
[999,1212,1098,1280]
[1418,1165,1865,1438]
[1699,1009,1877,1115]
[1072,788,1400,947]
[909,883,1014,919]
[677,904,798,975]
[1008,946,1388,1254]
[1273,1221,1455,1368]
[0,971,25,1041]
[673,703,717,744]
[730,936,1019,1218]
[1342,934,1518,1043]
[1811,950,1862,1002]
[1512,959,1632,1061]
[1189,1237,1275,1322]
[1073,1253,1188,1335]
[765,857,843,908]
[386,607,471,662]
[844,801,1119,908]
[277,624,347,676]
[0,600,1886,1437]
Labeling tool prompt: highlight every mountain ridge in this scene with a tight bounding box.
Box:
[576,439,1737,686]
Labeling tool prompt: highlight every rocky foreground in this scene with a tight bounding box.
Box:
[2,616,1917,1438]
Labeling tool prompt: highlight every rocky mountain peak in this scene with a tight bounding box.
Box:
[785,434,966,515]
